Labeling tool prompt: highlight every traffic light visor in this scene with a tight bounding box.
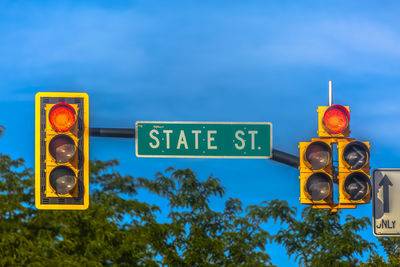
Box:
[343,141,369,170]
[344,172,370,201]
[306,173,332,201]
[305,141,332,170]
[323,105,349,134]
[49,103,76,132]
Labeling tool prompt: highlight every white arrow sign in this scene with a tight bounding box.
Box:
[373,169,400,236]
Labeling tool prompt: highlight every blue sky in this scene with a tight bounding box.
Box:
[1,0,400,265]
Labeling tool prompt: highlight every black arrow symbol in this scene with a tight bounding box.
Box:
[379,175,393,213]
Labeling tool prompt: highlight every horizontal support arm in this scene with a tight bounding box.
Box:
[89,127,299,168]
[89,128,135,138]
[271,149,299,169]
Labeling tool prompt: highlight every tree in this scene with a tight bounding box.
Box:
[136,167,284,266]
[378,237,400,265]
[272,206,375,266]
[0,154,36,266]
[0,154,278,266]
[0,153,395,266]
[362,237,400,266]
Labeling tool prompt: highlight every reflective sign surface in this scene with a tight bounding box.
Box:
[373,169,400,236]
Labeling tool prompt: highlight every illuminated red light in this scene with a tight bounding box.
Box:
[323,105,349,134]
[49,103,76,132]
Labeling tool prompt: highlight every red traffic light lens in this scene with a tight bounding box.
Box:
[49,135,76,163]
[49,103,76,132]
[305,141,332,170]
[323,105,349,134]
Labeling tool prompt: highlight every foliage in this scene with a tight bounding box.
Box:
[272,206,376,266]
[274,207,375,266]
[136,168,285,266]
[0,153,398,266]
[379,237,400,265]
[0,154,277,266]
[362,237,400,266]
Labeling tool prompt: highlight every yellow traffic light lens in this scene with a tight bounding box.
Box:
[305,141,332,170]
[343,141,369,170]
[306,173,332,201]
[49,166,77,195]
[49,135,76,163]
[344,172,370,200]
[323,105,349,134]
[49,103,76,132]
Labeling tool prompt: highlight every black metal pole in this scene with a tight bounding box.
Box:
[89,128,135,138]
[271,149,299,169]
[89,127,299,168]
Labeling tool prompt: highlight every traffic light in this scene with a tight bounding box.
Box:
[299,140,333,206]
[317,105,350,138]
[338,139,371,205]
[35,92,89,210]
[299,93,371,211]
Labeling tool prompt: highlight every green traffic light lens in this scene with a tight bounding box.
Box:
[49,135,76,163]
[49,166,77,195]
[343,141,369,170]
[305,141,332,170]
[306,173,332,201]
[344,172,370,201]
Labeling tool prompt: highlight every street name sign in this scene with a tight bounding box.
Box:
[135,121,272,158]
[372,169,400,236]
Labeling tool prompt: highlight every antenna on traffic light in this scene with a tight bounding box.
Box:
[328,81,333,106]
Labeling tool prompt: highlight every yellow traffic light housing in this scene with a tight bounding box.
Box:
[35,92,89,210]
[338,140,371,205]
[299,139,333,205]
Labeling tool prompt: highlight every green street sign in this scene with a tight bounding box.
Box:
[135,121,272,158]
